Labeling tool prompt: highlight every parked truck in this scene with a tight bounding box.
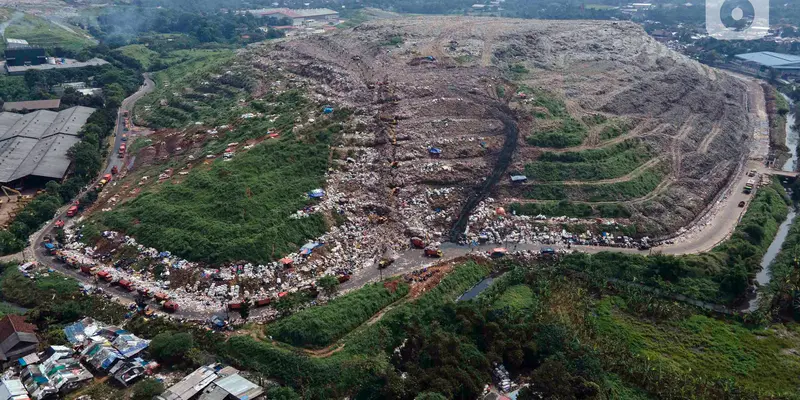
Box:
[66,205,79,217]
[163,301,179,312]
[744,179,755,194]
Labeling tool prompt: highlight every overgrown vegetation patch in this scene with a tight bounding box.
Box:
[523,163,667,202]
[267,281,410,348]
[509,201,632,218]
[525,139,652,182]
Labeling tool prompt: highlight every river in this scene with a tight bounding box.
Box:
[745,94,800,311]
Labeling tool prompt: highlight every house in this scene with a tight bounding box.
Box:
[0,378,30,400]
[0,316,38,362]
[199,370,263,400]
[157,365,220,400]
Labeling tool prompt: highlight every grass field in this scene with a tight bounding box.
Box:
[492,284,534,310]
[114,44,159,70]
[4,15,94,51]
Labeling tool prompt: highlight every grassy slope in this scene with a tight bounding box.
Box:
[4,15,93,51]
[594,297,800,396]
[114,44,159,70]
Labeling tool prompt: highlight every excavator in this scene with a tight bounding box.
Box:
[1,186,22,203]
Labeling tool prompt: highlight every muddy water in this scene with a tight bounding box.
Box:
[456,277,494,301]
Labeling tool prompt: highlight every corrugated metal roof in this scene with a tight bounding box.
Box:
[0,107,94,183]
[3,99,61,112]
[214,374,263,400]
[159,365,218,400]
[735,51,800,67]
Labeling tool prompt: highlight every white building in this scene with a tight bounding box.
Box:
[246,8,339,26]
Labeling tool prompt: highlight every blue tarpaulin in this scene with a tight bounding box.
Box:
[309,189,325,198]
[429,148,442,155]
[323,107,334,114]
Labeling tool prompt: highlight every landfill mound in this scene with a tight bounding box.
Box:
[255,16,752,242]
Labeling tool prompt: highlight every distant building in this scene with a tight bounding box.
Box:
[3,100,61,112]
[733,51,800,78]
[0,106,96,186]
[4,47,46,67]
[0,315,38,362]
[5,58,108,76]
[246,8,339,26]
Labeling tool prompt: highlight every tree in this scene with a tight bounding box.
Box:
[239,297,251,320]
[150,331,194,364]
[266,386,301,400]
[317,275,340,297]
[132,379,165,400]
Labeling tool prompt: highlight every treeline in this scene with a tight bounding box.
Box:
[268,281,409,347]
[91,8,286,48]
[0,109,116,255]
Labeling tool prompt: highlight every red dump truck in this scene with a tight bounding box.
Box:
[255,298,272,307]
[163,301,179,312]
[66,205,79,217]
[117,279,135,291]
[154,292,170,302]
[410,237,425,249]
[96,270,113,282]
[80,265,93,274]
[228,301,244,311]
[118,143,126,158]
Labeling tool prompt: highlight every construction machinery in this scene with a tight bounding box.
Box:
[411,237,425,249]
[424,246,443,258]
[1,186,22,202]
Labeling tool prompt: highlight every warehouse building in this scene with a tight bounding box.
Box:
[246,8,339,25]
[0,106,95,186]
[732,52,800,79]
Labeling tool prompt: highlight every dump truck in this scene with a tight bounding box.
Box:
[163,301,179,312]
[117,279,135,291]
[54,220,65,229]
[255,298,272,307]
[337,275,351,283]
[96,270,113,282]
[154,292,169,302]
[424,246,443,258]
[66,205,79,217]
[118,143,126,158]
[744,179,755,194]
[80,265,93,274]
[43,242,57,255]
[410,237,425,249]
[111,165,119,175]
[228,301,243,311]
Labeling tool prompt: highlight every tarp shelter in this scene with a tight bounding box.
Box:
[279,258,293,267]
[428,147,442,155]
[309,189,325,198]
[323,107,334,114]
[510,175,527,183]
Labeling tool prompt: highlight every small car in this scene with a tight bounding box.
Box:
[738,201,746,208]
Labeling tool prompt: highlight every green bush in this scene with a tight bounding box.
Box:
[524,164,666,202]
[268,282,409,348]
[509,201,631,218]
[150,331,195,364]
[526,117,587,148]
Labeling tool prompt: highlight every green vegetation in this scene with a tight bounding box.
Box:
[4,14,94,51]
[526,117,588,148]
[563,178,790,303]
[130,379,165,400]
[762,206,800,318]
[268,281,410,348]
[492,284,534,310]
[150,331,195,364]
[135,50,240,128]
[599,118,633,140]
[525,140,652,182]
[114,44,159,70]
[593,297,800,396]
[523,163,667,202]
[509,201,632,218]
[101,92,351,264]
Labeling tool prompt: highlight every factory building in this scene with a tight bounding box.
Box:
[732,51,800,79]
[0,106,95,186]
[246,8,339,26]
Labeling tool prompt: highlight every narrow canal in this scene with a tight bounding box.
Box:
[746,94,800,311]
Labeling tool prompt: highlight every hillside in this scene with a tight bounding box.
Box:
[96,16,754,267]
